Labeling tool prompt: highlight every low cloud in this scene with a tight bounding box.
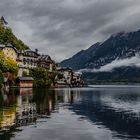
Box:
[79,54,140,73]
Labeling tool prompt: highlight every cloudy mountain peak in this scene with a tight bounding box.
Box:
[60,29,140,82]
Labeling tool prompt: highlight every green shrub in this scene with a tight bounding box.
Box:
[30,68,49,87]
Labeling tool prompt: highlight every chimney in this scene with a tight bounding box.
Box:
[35,49,38,54]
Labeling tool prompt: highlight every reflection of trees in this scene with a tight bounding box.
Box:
[0,89,17,140]
[0,88,36,140]
[0,89,17,107]
[33,88,55,117]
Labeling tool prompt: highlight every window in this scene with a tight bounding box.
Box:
[23,58,26,65]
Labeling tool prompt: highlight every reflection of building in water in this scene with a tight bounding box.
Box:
[0,107,16,131]
[55,89,81,103]
[16,89,37,126]
[17,88,33,95]
[0,92,16,131]
[34,91,55,117]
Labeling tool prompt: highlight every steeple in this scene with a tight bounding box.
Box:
[0,16,8,26]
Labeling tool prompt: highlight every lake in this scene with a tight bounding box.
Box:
[0,86,140,140]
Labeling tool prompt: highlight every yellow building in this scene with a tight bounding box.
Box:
[0,43,18,61]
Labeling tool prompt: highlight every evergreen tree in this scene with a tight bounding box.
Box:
[0,16,29,50]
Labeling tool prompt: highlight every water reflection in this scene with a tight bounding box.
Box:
[0,87,140,140]
[16,91,36,127]
[68,88,140,139]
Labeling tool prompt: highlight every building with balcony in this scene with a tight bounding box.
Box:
[17,49,39,76]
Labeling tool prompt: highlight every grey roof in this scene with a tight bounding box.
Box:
[0,44,5,48]
[57,67,72,71]
[18,77,34,81]
[7,43,13,47]
[38,55,51,61]
[23,49,39,57]
[6,43,18,53]
[0,44,18,53]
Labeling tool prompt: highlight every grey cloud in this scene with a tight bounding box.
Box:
[0,0,140,61]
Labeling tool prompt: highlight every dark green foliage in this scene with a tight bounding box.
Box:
[30,68,50,87]
[22,71,28,77]
[0,19,29,50]
[57,73,64,79]
[0,51,18,74]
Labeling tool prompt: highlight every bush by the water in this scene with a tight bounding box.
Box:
[30,68,51,87]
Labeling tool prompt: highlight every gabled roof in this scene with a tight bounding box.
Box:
[0,43,18,53]
[0,44,5,49]
[1,16,8,25]
[38,54,52,61]
[17,77,34,81]
[23,49,39,57]
[6,43,18,53]
[57,67,72,72]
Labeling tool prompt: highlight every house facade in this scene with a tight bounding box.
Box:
[0,43,18,61]
[0,43,55,77]
[37,55,54,72]
[72,71,84,87]
[57,67,73,86]
[16,77,34,88]
[17,50,39,76]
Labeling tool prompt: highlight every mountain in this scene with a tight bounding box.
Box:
[60,29,140,82]
[61,42,101,70]
[0,17,29,50]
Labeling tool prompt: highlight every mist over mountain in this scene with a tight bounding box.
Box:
[60,29,140,82]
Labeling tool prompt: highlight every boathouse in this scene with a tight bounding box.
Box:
[16,77,34,88]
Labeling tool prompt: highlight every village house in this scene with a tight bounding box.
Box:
[0,43,18,61]
[16,77,34,88]
[0,43,56,87]
[0,43,56,75]
[72,71,84,87]
[37,54,54,72]
[0,42,83,88]
[56,67,73,86]
[0,43,18,86]
[17,49,39,77]
[55,67,84,87]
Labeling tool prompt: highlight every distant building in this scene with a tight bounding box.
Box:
[57,67,73,86]
[72,71,84,87]
[37,55,54,72]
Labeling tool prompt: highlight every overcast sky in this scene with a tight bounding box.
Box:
[1,0,140,62]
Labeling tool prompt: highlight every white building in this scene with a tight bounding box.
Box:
[17,50,39,77]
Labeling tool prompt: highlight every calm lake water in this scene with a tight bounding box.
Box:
[0,86,140,140]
